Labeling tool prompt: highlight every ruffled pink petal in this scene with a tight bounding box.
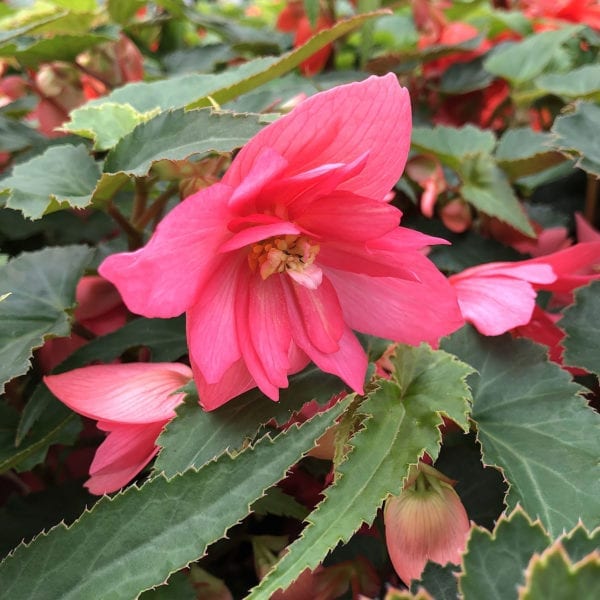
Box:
[324,267,463,345]
[450,274,538,336]
[223,74,411,201]
[86,421,165,495]
[44,363,192,424]
[227,146,289,213]
[234,268,281,400]
[192,355,257,411]
[575,213,600,243]
[186,255,245,384]
[99,183,233,318]
[247,274,292,389]
[295,191,401,242]
[286,311,366,394]
[219,221,301,253]
[265,152,369,215]
[286,277,345,354]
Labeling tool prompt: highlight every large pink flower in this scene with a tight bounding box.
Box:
[99,75,463,410]
[44,363,192,494]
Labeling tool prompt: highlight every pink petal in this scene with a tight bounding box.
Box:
[227,146,289,213]
[219,221,301,253]
[325,267,463,345]
[247,275,292,389]
[99,183,232,318]
[454,261,556,285]
[265,152,369,215]
[192,355,257,411]
[450,274,537,336]
[44,363,192,424]
[295,191,401,242]
[74,276,123,321]
[86,421,165,494]
[234,269,281,400]
[285,276,345,354]
[223,74,411,201]
[528,242,600,292]
[186,255,245,384]
[575,213,600,243]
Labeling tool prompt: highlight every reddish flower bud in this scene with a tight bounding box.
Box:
[384,464,470,585]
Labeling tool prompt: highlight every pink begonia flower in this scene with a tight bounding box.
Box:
[575,212,600,244]
[99,75,463,410]
[384,463,470,585]
[44,362,192,494]
[449,242,600,336]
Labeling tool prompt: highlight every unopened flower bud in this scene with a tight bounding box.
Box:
[384,463,470,585]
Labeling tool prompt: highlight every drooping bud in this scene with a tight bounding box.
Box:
[384,463,470,585]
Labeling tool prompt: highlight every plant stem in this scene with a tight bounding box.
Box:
[107,202,143,250]
[135,184,179,230]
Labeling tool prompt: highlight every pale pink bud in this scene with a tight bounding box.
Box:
[384,464,470,585]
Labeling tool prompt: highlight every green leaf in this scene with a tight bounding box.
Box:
[552,101,600,177]
[0,32,117,68]
[63,103,159,151]
[251,486,309,521]
[107,0,145,25]
[559,281,600,377]
[185,10,392,109]
[0,245,93,394]
[0,116,44,152]
[460,154,535,236]
[154,365,346,477]
[411,563,460,600]
[247,344,473,598]
[87,11,387,114]
[0,400,349,600]
[0,398,80,474]
[103,108,265,176]
[459,508,551,600]
[519,543,600,600]
[496,128,566,180]
[483,26,581,85]
[411,125,496,171]
[559,523,600,563]
[1,144,102,219]
[535,64,600,100]
[439,57,494,94]
[303,0,319,29]
[442,327,600,537]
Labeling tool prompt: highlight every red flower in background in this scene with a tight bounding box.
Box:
[277,1,334,76]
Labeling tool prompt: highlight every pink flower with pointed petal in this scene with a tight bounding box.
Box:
[449,242,600,336]
[384,463,470,585]
[449,261,556,336]
[44,362,192,494]
[99,75,463,410]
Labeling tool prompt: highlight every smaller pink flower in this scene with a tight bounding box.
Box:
[44,362,192,494]
[449,261,556,336]
[384,463,470,585]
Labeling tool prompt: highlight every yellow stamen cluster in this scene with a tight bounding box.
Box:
[248,235,320,280]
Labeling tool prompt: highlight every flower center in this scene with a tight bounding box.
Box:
[248,235,322,288]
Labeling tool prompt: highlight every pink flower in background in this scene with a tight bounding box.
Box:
[100,75,463,410]
[384,464,470,585]
[450,242,600,336]
[44,362,192,494]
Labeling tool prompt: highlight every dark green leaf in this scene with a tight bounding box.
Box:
[552,101,600,177]
[103,108,265,176]
[2,145,101,219]
[535,64,600,100]
[0,116,43,153]
[439,57,494,94]
[442,327,600,537]
[411,563,460,600]
[559,281,600,376]
[0,246,93,393]
[496,128,566,180]
[0,400,349,600]
[251,487,309,521]
[247,345,473,598]
[155,365,346,476]
[459,508,551,600]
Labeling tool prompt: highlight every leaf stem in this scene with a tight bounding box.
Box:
[107,202,143,250]
[135,184,179,230]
